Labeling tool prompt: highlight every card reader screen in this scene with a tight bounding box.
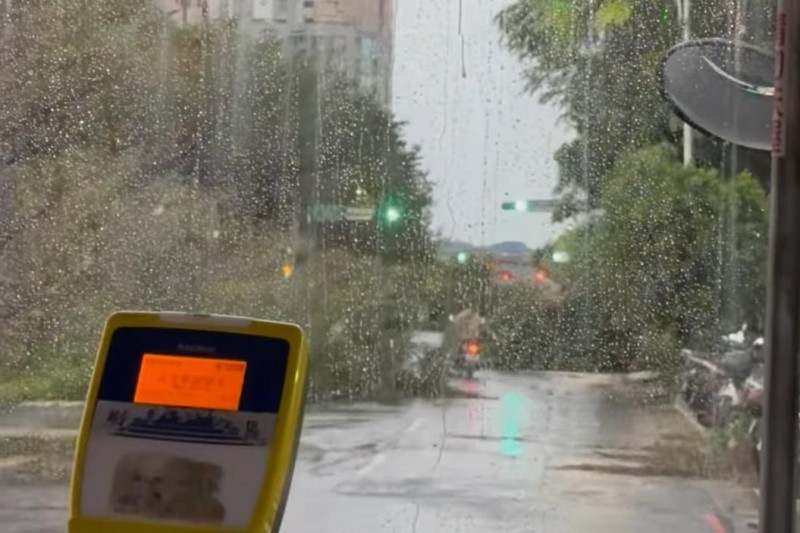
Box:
[133,354,247,411]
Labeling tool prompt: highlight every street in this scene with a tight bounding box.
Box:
[0,371,753,533]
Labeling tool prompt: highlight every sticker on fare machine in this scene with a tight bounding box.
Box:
[68,312,308,533]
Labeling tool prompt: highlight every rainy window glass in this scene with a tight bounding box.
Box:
[0,0,779,531]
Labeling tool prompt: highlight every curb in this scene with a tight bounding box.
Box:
[0,428,78,440]
[674,394,711,438]
[622,370,662,383]
[0,401,84,431]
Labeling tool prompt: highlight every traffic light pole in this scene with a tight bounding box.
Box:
[759,0,800,530]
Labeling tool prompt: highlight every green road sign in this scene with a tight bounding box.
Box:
[343,207,375,221]
[312,204,344,221]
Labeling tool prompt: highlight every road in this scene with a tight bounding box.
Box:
[0,371,753,533]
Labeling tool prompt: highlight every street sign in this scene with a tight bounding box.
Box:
[311,204,344,221]
[313,204,377,222]
[343,206,374,221]
[69,312,308,533]
[501,199,559,212]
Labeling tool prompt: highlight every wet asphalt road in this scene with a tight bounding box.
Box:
[1,371,733,533]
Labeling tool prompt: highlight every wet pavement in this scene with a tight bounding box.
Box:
[0,371,754,532]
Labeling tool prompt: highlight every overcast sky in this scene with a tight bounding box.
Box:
[391,0,575,249]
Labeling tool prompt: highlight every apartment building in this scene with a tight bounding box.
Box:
[156,0,394,107]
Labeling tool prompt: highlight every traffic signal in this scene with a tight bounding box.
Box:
[384,206,402,224]
[457,251,469,264]
[501,199,558,212]
[377,195,405,227]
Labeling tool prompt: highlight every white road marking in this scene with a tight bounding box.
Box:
[357,452,386,477]
[406,418,425,433]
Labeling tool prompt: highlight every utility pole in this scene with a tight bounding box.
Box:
[675,0,693,166]
[759,0,800,529]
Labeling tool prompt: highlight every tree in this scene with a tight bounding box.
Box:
[293,63,433,260]
[0,3,436,404]
[496,0,761,212]
[0,0,166,165]
[559,145,768,369]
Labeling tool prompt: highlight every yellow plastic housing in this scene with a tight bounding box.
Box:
[68,311,308,533]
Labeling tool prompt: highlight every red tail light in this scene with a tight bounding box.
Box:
[465,340,481,356]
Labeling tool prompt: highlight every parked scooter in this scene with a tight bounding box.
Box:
[680,333,764,427]
[714,337,764,427]
[681,349,726,426]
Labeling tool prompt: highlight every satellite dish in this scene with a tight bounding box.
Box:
[659,38,774,151]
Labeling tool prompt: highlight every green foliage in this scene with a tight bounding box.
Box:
[563,145,767,369]
[595,0,633,30]
[486,146,768,373]
[296,68,433,260]
[496,0,742,210]
[486,284,573,370]
[0,2,434,404]
[496,0,772,372]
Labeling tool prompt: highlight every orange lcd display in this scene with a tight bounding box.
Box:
[133,353,247,411]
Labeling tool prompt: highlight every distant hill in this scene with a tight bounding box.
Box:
[486,241,531,255]
[437,240,476,255]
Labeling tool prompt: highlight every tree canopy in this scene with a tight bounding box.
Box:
[0,0,436,402]
[496,0,768,211]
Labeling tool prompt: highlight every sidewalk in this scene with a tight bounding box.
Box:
[703,480,759,532]
[0,402,80,483]
[0,401,83,429]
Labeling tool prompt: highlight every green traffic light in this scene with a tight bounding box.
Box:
[457,251,469,263]
[501,201,530,211]
[385,206,402,224]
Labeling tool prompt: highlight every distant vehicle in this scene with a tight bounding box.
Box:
[454,338,481,379]
[443,309,484,379]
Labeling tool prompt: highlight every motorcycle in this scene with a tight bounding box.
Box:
[680,336,764,427]
[454,339,481,379]
[714,337,764,427]
[681,349,726,426]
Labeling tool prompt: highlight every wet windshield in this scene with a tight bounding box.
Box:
[0,0,779,531]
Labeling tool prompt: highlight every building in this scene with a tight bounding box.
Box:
[155,0,394,107]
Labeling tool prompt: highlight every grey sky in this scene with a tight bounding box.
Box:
[392,0,575,249]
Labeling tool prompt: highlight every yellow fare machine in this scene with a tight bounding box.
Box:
[68,312,308,533]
